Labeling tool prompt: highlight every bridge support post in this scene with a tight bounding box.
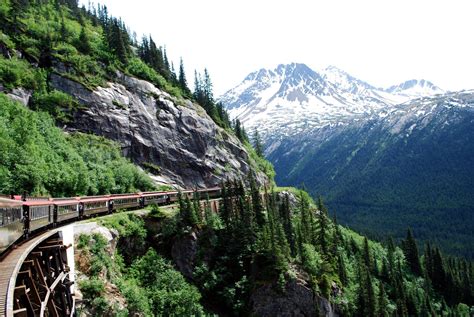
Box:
[10,229,75,317]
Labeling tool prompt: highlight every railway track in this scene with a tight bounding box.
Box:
[0,229,67,317]
[0,189,222,317]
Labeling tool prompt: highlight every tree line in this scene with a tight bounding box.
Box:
[169,178,473,315]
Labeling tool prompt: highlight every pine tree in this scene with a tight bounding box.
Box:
[234,119,244,142]
[317,195,328,216]
[402,228,422,276]
[179,195,198,227]
[337,254,348,285]
[249,172,265,227]
[299,190,313,244]
[178,57,190,95]
[216,102,231,128]
[77,26,92,54]
[203,68,214,105]
[10,0,29,23]
[60,16,68,42]
[107,18,130,63]
[363,237,373,270]
[253,129,264,157]
[377,283,390,317]
[280,194,296,257]
[317,206,329,257]
[365,268,377,317]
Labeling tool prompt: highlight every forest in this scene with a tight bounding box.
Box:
[77,180,473,316]
[0,1,472,315]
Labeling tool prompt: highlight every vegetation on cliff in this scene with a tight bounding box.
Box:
[77,185,473,316]
[169,181,473,316]
[0,95,154,196]
[77,213,205,316]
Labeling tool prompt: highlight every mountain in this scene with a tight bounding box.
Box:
[221,63,474,258]
[385,79,445,97]
[2,1,472,315]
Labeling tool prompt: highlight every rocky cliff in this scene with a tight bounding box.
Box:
[48,71,267,188]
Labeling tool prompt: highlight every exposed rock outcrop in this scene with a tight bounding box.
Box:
[250,270,339,317]
[170,231,200,280]
[2,87,32,106]
[73,223,126,316]
[49,72,267,188]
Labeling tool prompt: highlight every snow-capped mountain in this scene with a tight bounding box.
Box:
[221,63,442,141]
[221,63,474,259]
[385,79,444,97]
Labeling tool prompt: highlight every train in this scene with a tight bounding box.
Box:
[0,187,221,256]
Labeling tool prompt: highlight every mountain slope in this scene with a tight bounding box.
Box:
[0,0,269,191]
[222,63,474,258]
[268,91,474,257]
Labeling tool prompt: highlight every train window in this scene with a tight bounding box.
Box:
[31,206,49,220]
[0,207,22,226]
[58,204,77,215]
[115,198,137,205]
[84,201,107,210]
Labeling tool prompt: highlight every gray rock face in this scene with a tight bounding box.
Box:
[74,222,119,255]
[171,231,199,280]
[5,87,32,106]
[250,273,339,317]
[250,278,317,317]
[50,72,267,188]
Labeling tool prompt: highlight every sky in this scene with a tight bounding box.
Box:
[79,0,474,96]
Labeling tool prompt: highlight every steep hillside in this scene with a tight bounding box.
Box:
[75,185,474,316]
[48,71,267,188]
[268,91,474,258]
[0,0,269,192]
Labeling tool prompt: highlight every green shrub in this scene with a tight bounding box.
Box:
[0,56,46,91]
[31,90,79,122]
[0,96,154,196]
[79,278,105,299]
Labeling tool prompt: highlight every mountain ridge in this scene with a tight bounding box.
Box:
[222,63,474,258]
[221,63,444,144]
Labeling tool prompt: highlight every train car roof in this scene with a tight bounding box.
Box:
[111,194,140,200]
[81,197,110,203]
[141,192,167,197]
[23,200,54,207]
[80,194,111,199]
[0,197,23,208]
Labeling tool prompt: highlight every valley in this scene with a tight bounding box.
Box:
[222,63,474,258]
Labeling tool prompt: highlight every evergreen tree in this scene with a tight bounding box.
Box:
[365,269,377,317]
[317,206,329,257]
[60,16,68,42]
[10,0,29,22]
[317,195,328,216]
[337,254,348,285]
[363,237,373,270]
[252,129,264,157]
[249,172,265,227]
[107,18,130,63]
[179,195,198,227]
[234,119,244,142]
[178,57,190,95]
[203,68,214,105]
[402,228,422,276]
[280,194,296,257]
[216,102,231,128]
[377,283,390,317]
[299,190,313,244]
[77,26,92,54]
